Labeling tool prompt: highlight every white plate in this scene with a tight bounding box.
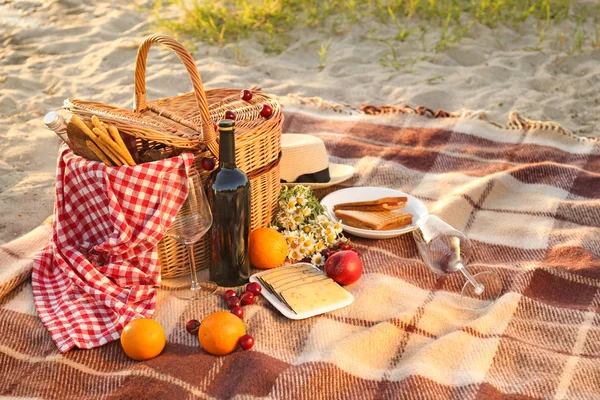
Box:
[281,163,355,189]
[249,264,354,320]
[320,187,429,239]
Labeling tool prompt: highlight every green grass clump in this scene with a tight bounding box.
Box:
[154,0,600,63]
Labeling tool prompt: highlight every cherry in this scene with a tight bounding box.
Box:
[321,249,334,258]
[240,89,253,102]
[246,282,262,296]
[340,243,353,251]
[226,296,241,309]
[239,334,254,350]
[239,291,255,306]
[225,110,236,120]
[223,289,237,301]
[201,157,215,171]
[260,104,273,118]
[185,319,200,335]
[231,306,244,319]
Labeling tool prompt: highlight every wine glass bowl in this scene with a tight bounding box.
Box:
[412,214,503,309]
[163,169,217,300]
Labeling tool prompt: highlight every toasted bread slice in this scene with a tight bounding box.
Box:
[333,197,407,212]
[335,210,412,230]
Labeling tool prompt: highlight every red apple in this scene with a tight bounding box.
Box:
[324,250,362,285]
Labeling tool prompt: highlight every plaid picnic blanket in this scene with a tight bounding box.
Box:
[1,107,599,399]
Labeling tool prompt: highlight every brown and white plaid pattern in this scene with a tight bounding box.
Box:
[1,109,599,399]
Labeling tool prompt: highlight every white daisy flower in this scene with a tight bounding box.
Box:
[286,220,297,230]
[300,233,315,253]
[290,249,303,260]
[295,194,307,206]
[333,222,342,232]
[287,200,297,211]
[301,206,311,217]
[311,253,325,267]
[316,241,326,252]
[316,214,329,224]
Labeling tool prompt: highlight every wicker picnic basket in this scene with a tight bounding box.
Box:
[64,34,283,278]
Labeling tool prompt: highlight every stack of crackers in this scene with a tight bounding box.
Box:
[256,264,352,314]
[334,197,412,230]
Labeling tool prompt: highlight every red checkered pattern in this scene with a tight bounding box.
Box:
[31,144,194,353]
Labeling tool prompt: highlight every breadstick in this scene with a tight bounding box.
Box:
[93,127,135,167]
[92,128,126,166]
[107,125,136,165]
[91,116,112,138]
[92,127,134,166]
[86,140,114,166]
[91,116,104,130]
[70,114,100,143]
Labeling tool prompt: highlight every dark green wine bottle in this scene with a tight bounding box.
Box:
[207,119,251,287]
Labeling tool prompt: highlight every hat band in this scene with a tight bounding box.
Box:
[281,167,330,184]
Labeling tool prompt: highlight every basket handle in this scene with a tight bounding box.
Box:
[134,34,212,130]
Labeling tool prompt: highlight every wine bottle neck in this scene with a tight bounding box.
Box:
[219,130,236,168]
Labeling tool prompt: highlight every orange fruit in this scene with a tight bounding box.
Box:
[198,311,246,356]
[249,228,288,269]
[120,318,166,361]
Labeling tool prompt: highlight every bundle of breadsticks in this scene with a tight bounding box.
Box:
[68,115,136,167]
[333,197,413,230]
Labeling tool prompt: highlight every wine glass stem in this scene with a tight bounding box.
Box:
[187,244,200,291]
[456,262,484,295]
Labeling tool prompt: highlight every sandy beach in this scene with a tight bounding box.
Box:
[1,0,599,244]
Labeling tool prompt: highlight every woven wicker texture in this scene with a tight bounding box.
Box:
[63,34,283,279]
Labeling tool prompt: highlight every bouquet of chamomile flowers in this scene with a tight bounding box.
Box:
[272,185,345,266]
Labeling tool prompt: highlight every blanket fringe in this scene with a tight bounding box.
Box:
[275,93,596,142]
[361,104,596,142]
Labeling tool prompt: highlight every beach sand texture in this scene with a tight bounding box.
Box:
[1,0,599,243]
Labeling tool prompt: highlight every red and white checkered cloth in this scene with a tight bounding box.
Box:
[32,144,195,353]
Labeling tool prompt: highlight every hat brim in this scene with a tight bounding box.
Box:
[281,163,355,189]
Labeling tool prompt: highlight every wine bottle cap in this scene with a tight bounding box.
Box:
[218,119,235,131]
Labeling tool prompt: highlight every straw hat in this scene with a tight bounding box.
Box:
[280,134,354,186]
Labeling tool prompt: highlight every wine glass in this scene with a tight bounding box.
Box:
[412,214,503,310]
[164,169,217,300]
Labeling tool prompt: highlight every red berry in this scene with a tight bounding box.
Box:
[185,319,200,335]
[231,306,244,319]
[225,110,236,120]
[321,249,333,258]
[223,289,237,301]
[341,243,352,250]
[239,334,254,350]
[246,282,262,296]
[226,296,241,309]
[201,157,215,171]
[260,104,273,118]
[239,291,255,306]
[240,89,253,102]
